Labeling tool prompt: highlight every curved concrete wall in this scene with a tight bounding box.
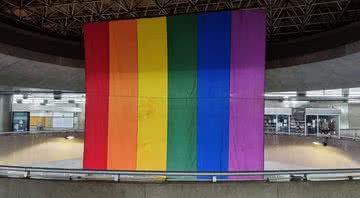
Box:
[4,20,360,68]
[266,51,360,92]
[2,48,360,92]
[2,21,360,91]
[267,21,360,68]
[0,53,84,92]
[0,23,83,62]
[3,50,360,92]
[0,178,360,198]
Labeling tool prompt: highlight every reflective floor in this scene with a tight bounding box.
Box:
[1,133,360,170]
[0,133,83,168]
[265,135,360,169]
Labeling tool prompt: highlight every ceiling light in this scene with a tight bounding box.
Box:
[348,99,360,104]
[65,136,75,140]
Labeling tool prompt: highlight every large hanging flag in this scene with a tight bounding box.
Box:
[83,9,266,172]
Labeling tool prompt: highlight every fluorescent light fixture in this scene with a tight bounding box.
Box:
[306,89,342,97]
[264,92,297,98]
[349,87,360,97]
[65,136,75,140]
[348,99,360,104]
[282,100,309,104]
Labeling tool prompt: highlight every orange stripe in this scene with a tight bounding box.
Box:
[108,20,138,170]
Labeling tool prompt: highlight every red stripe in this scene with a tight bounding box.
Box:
[83,22,110,169]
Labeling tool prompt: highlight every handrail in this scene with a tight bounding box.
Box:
[0,130,83,136]
[2,129,359,140]
[1,129,359,141]
[2,166,360,176]
[0,165,360,182]
[265,129,360,141]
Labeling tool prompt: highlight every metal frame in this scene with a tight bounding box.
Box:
[304,114,319,136]
[340,128,360,141]
[0,0,359,41]
[317,114,341,138]
[276,114,291,134]
[264,114,277,133]
[264,114,291,134]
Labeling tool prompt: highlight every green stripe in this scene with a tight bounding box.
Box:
[167,15,197,172]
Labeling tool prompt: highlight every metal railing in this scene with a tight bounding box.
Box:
[1,165,360,182]
[3,128,360,140]
[339,129,360,140]
[0,130,83,136]
[0,131,358,182]
[265,128,360,141]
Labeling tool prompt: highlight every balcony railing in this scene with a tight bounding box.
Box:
[0,165,360,182]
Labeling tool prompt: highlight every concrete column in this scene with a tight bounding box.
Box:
[0,95,12,132]
[348,103,360,128]
[74,103,85,131]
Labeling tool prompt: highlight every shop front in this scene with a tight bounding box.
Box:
[265,107,341,137]
[265,108,291,134]
[305,108,340,137]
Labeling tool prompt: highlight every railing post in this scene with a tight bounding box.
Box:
[354,130,356,140]
[24,170,30,178]
[113,174,119,182]
[212,176,217,183]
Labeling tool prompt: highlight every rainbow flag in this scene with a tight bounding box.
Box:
[83,9,266,172]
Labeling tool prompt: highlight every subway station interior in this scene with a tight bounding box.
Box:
[1,0,360,197]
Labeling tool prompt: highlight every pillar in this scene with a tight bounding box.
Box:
[0,95,12,132]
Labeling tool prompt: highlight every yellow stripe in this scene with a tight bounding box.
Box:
[137,17,168,171]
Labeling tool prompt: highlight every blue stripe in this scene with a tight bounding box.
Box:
[197,11,231,174]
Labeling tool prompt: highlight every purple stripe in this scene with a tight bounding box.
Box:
[229,9,266,172]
